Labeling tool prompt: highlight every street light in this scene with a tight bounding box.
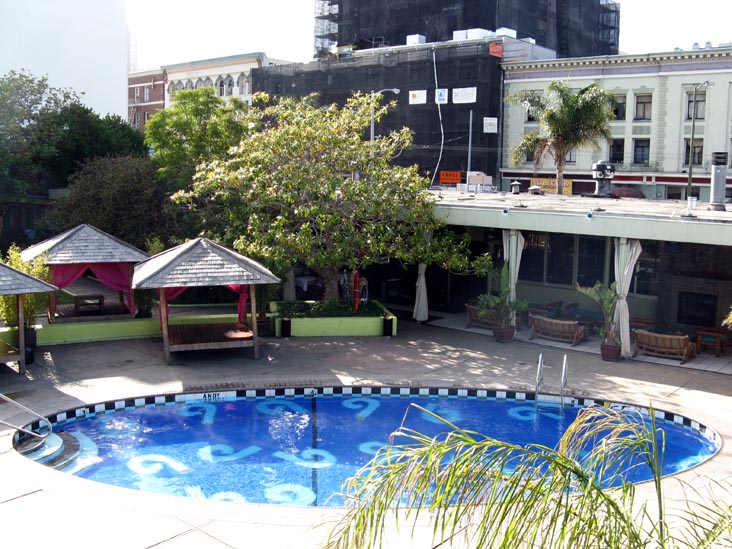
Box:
[370,88,400,142]
[686,80,714,201]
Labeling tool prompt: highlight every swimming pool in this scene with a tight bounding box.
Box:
[25,387,720,507]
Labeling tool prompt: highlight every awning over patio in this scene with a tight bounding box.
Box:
[132,238,280,361]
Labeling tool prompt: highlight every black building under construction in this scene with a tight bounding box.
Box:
[314,0,619,59]
[254,0,620,183]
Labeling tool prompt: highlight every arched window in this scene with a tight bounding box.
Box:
[217,77,225,97]
[237,73,249,95]
[204,77,213,87]
[185,80,194,90]
[167,82,176,97]
[225,76,234,96]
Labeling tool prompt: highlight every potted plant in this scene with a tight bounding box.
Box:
[475,263,528,343]
[576,281,621,361]
[134,289,155,318]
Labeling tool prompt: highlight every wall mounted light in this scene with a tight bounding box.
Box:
[502,208,509,215]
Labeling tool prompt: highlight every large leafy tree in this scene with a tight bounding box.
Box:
[325,405,732,549]
[506,81,615,194]
[41,156,168,250]
[0,69,79,200]
[178,92,486,301]
[30,102,146,190]
[145,87,249,192]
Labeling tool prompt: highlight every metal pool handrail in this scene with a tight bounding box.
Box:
[0,392,52,439]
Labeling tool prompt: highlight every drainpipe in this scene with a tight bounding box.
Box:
[708,152,728,211]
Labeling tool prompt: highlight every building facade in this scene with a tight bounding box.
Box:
[255,35,555,183]
[501,46,732,200]
[127,68,166,132]
[314,0,619,59]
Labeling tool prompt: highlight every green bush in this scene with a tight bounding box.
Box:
[276,300,385,318]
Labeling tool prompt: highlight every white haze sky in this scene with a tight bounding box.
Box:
[127,0,731,69]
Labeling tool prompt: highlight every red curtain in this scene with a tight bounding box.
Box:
[51,263,135,313]
[226,285,249,324]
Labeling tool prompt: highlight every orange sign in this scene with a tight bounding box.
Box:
[489,43,504,58]
[440,170,461,184]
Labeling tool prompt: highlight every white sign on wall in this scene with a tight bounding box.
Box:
[452,87,477,104]
[409,90,427,104]
[435,88,448,104]
[483,117,498,133]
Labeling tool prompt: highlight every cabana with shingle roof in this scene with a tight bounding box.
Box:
[0,263,57,374]
[132,238,280,362]
[21,224,148,321]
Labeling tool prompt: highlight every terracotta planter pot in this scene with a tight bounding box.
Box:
[493,325,516,343]
[600,342,622,361]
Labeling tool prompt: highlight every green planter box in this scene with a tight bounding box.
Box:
[271,301,397,337]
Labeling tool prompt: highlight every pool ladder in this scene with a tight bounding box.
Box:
[0,392,52,439]
[535,354,569,416]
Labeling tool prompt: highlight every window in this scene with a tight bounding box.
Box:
[565,148,576,163]
[518,232,547,282]
[631,240,659,296]
[633,139,650,164]
[144,111,151,122]
[218,79,225,97]
[224,77,234,96]
[134,87,140,102]
[634,94,652,120]
[609,139,624,163]
[577,237,607,287]
[612,94,626,120]
[133,112,139,127]
[526,109,536,123]
[684,138,704,166]
[546,233,575,285]
[686,91,706,120]
[143,86,150,102]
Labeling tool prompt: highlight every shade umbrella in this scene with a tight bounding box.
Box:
[413,263,428,323]
[283,268,296,301]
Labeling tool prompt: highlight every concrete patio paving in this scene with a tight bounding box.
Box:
[1,320,731,548]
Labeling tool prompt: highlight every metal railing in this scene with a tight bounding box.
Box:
[0,392,52,439]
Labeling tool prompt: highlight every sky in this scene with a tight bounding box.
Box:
[127,0,731,70]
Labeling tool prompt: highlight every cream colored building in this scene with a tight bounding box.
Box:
[501,46,732,201]
[163,52,291,106]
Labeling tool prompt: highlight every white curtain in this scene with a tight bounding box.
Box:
[502,229,525,324]
[613,238,642,357]
[413,263,429,323]
[283,267,296,301]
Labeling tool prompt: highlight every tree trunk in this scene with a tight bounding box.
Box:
[555,155,567,195]
[317,266,340,303]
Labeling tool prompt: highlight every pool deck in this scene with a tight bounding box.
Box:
[1,319,731,548]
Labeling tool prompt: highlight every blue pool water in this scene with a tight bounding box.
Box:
[53,390,719,507]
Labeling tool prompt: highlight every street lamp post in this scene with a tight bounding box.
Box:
[370,88,400,142]
[686,80,713,201]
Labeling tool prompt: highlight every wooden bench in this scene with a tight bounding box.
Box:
[465,301,501,331]
[73,294,105,315]
[633,329,696,364]
[529,315,587,346]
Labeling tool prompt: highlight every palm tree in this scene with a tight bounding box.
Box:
[506,81,615,195]
[323,405,732,549]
